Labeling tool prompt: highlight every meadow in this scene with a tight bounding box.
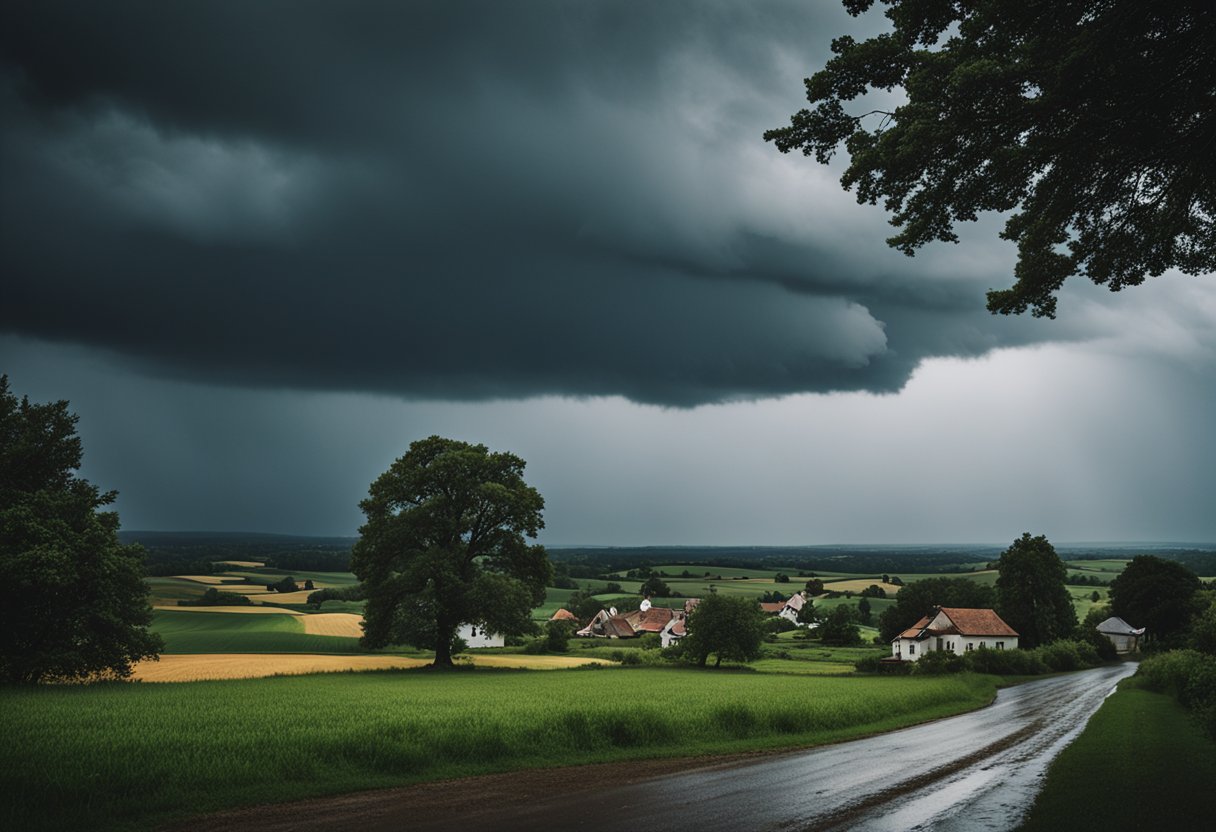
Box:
[152,609,365,654]
[1018,682,1216,830]
[0,668,998,832]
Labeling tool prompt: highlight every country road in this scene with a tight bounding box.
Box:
[179,663,1137,832]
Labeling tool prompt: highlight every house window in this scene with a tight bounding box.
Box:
[995,642,1005,650]
[909,643,916,655]
[980,641,986,649]
[965,643,974,651]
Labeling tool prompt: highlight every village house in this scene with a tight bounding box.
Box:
[659,599,701,647]
[891,607,1018,661]
[458,623,504,648]
[760,592,809,625]
[575,608,638,638]
[1095,616,1145,653]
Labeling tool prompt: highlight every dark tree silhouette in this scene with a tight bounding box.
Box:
[766,1,1216,318]
[0,376,161,683]
[995,533,1077,648]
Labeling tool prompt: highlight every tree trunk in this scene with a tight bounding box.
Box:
[433,625,456,668]
[714,654,722,668]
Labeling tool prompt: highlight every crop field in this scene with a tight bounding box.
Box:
[151,609,364,654]
[900,569,1000,585]
[213,560,265,568]
[132,653,430,681]
[820,578,901,594]
[301,613,365,637]
[0,669,998,832]
[1063,559,1130,574]
[153,604,301,614]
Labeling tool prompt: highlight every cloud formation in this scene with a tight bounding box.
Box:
[0,0,1192,405]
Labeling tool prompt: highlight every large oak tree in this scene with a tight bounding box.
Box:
[351,436,551,667]
[995,533,1076,648]
[766,0,1215,318]
[0,376,161,683]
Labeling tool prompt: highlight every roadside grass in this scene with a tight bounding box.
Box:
[0,668,998,832]
[152,609,365,654]
[1018,681,1216,831]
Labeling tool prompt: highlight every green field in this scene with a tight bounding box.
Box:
[0,668,998,832]
[151,610,364,654]
[1018,682,1216,830]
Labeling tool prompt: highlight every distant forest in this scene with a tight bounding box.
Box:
[121,531,355,576]
[123,532,1216,580]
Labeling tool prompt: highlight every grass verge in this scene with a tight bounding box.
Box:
[1018,681,1216,831]
[2,668,997,832]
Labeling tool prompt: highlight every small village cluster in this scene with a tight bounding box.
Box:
[544,595,1146,661]
[558,592,808,647]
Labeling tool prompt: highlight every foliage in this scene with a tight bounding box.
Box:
[995,533,1077,648]
[176,587,252,607]
[561,589,605,623]
[774,573,790,584]
[267,575,299,593]
[1137,650,1216,737]
[0,376,161,683]
[681,594,767,667]
[819,605,863,647]
[639,575,673,597]
[0,669,997,832]
[1075,605,1118,661]
[877,577,996,641]
[908,649,966,675]
[804,578,825,595]
[306,583,365,608]
[1109,555,1203,647]
[796,598,819,627]
[351,436,551,667]
[857,596,872,624]
[1191,591,1216,657]
[858,584,887,598]
[962,645,1047,676]
[766,0,1216,318]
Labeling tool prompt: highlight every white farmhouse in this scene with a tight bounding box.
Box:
[892,607,1018,661]
[1095,616,1145,654]
[457,623,504,648]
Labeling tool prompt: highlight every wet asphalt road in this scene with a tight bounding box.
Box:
[440,663,1137,832]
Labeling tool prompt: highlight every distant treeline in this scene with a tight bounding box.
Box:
[122,531,354,576]
[550,544,1216,579]
[548,546,996,577]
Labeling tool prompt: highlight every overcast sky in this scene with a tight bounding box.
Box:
[3,1,1214,545]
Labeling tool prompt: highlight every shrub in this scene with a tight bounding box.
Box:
[964,646,1047,676]
[1138,650,1216,737]
[911,650,967,675]
[637,633,662,651]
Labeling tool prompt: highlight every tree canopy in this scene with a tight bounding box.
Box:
[766,0,1216,318]
[995,533,1077,648]
[1109,555,1202,647]
[351,436,551,667]
[681,594,766,667]
[0,376,161,683]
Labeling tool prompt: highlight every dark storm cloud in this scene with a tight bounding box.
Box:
[2,0,1058,405]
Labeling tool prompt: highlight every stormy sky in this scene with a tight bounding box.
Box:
[3,1,1214,544]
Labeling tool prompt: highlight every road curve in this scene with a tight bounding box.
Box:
[423,663,1136,832]
[175,663,1136,832]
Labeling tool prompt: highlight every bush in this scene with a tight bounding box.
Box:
[637,633,662,651]
[1138,650,1216,737]
[911,650,967,675]
[963,646,1047,676]
[1036,640,1085,672]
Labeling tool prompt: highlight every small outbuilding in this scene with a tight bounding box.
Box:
[1095,616,1145,654]
[549,608,578,623]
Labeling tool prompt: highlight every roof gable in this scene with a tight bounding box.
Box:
[938,607,1019,637]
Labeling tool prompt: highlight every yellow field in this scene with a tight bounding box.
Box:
[131,653,429,682]
[205,585,274,595]
[248,590,318,604]
[457,654,616,669]
[301,613,364,637]
[213,560,264,568]
[153,604,302,615]
[819,579,902,595]
[172,575,241,585]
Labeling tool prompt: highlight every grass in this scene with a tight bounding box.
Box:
[151,609,365,654]
[0,668,999,832]
[1018,682,1216,831]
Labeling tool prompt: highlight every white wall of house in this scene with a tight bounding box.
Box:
[892,633,1018,661]
[1101,632,1138,653]
[458,623,504,648]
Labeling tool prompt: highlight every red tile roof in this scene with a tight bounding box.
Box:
[939,607,1018,637]
[759,602,786,614]
[604,616,638,638]
[623,606,676,632]
[549,608,578,622]
[895,608,1018,640]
